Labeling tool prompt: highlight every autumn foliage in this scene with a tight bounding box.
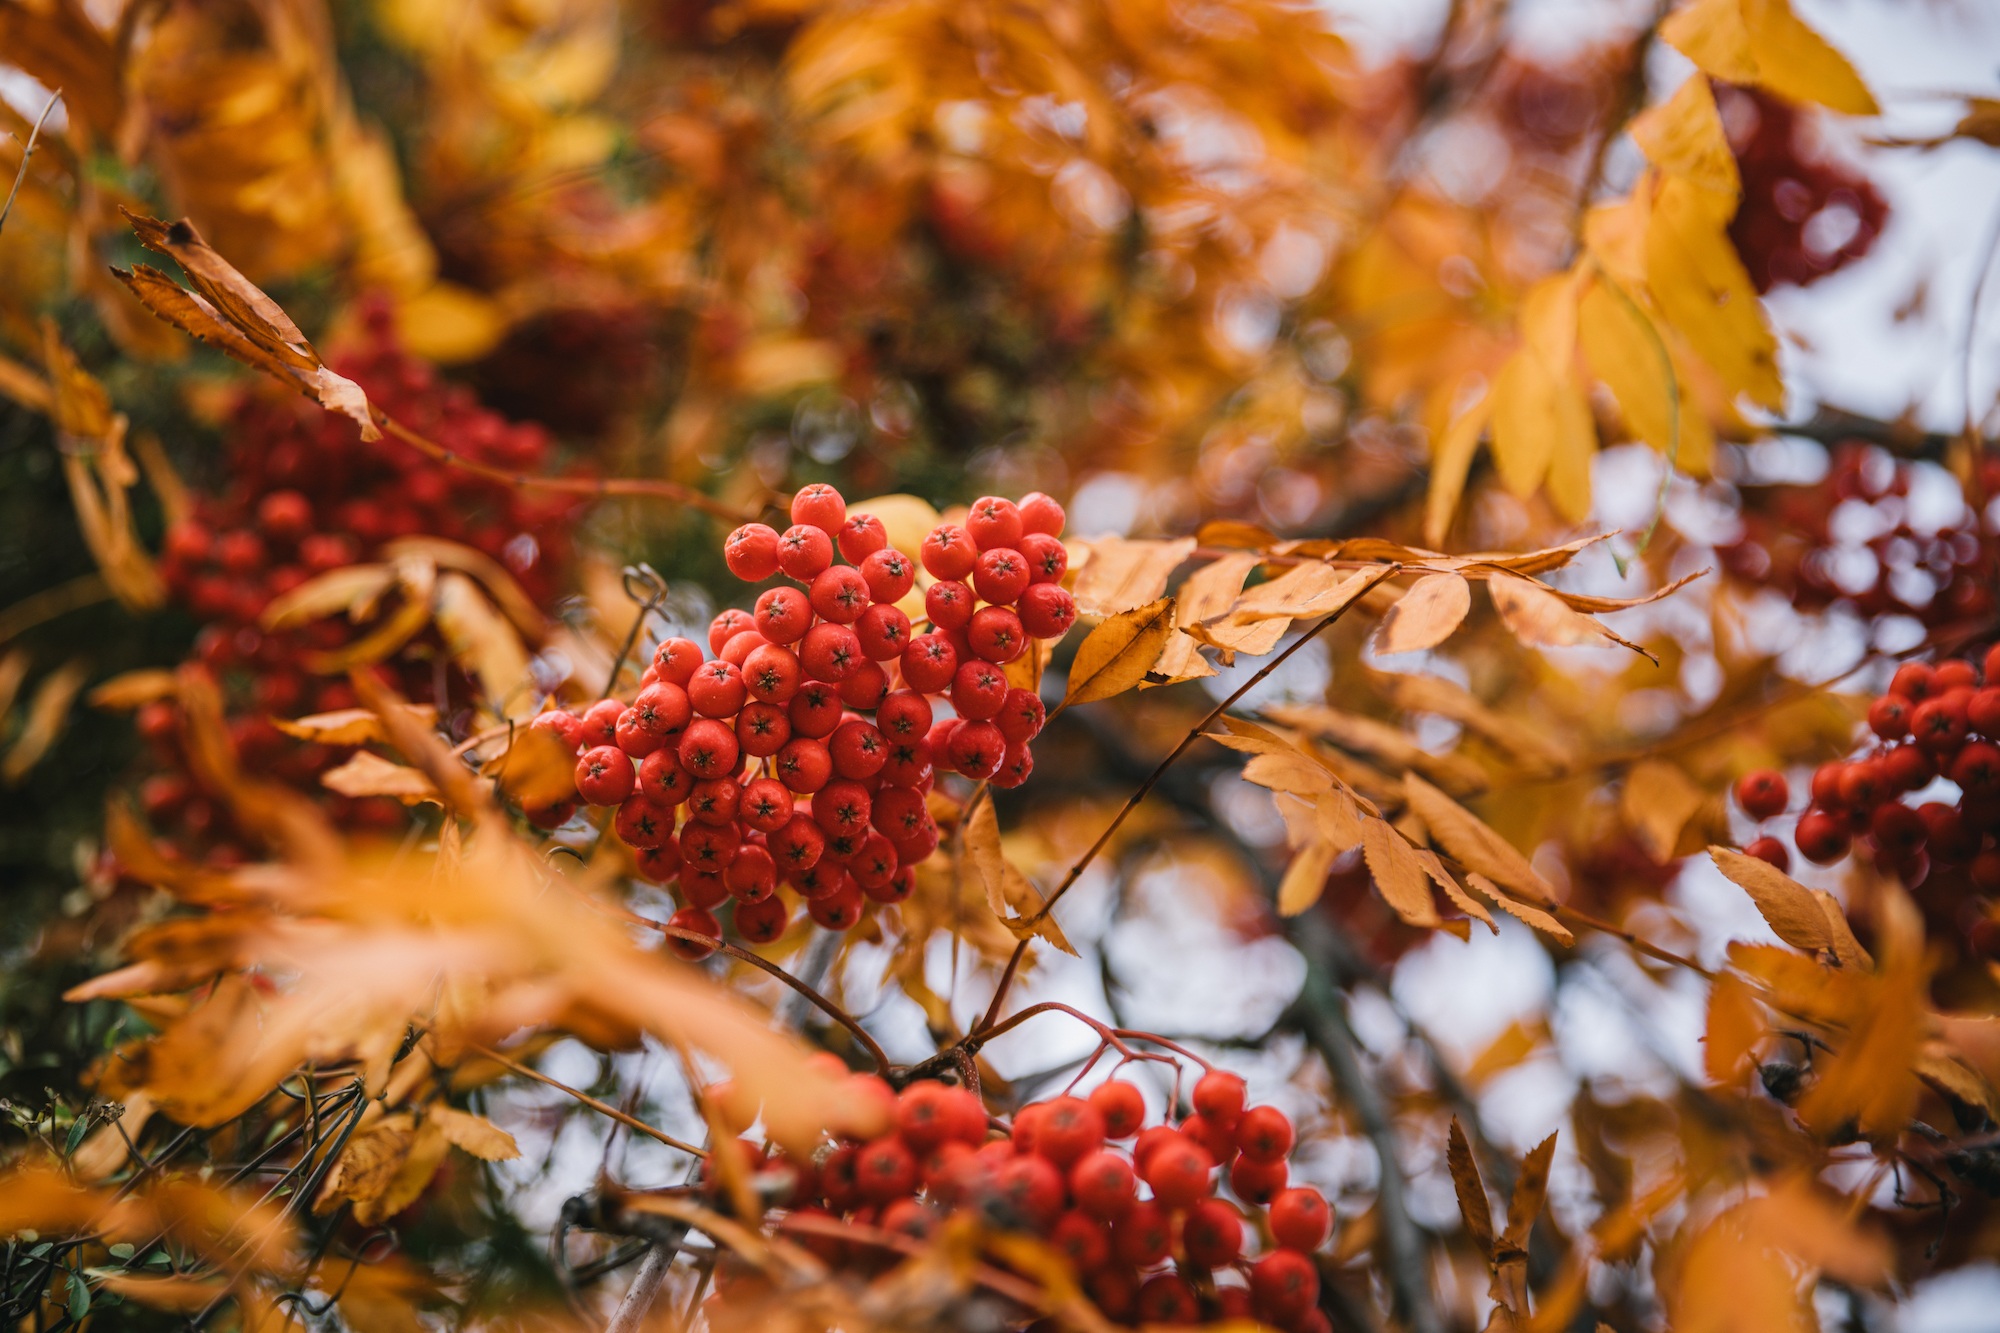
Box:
[4,0,2000,1331]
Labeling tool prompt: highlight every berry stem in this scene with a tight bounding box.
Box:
[471,1042,706,1156]
[650,922,890,1072]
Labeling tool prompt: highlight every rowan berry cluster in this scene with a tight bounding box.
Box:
[1718,442,1997,627]
[1736,647,2000,957]
[1718,84,1887,293]
[132,310,583,861]
[530,485,1078,953]
[706,1066,1333,1330]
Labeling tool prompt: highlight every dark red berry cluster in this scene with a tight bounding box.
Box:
[529,485,1078,954]
[1718,442,1996,627]
[1718,83,1888,293]
[705,1064,1333,1331]
[1737,648,2000,958]
[132,310,584,863]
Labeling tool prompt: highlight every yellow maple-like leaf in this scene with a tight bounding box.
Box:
[1663,0,1878,117]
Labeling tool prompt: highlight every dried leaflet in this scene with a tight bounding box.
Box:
[1404,773,1561,906]
[1360,817,1443,928]
[961,794,1075,955]
[1151,551,1258,684]
[1062,597,1175,706]
[1621,759,1707,861]
[1706,846,1833,955]
[1375,572,1471,655]
[1488,571,1652,659]
[1066,536,1195,616]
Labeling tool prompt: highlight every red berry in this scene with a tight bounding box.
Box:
[965,496,1024,551]
[1136,1273,1201,1324]
[1744,835,1791,872]
[1089,1081,1146,1139]
[1193,1070,1247,1127]
[855,1135,917,1203]
[1018,531,1067,584]
[924,580,975,631]
[638,748,694,805]
[1032,1097,1106,1168]
[1837,760,1886,809]
[1017,583,1077,639]
[860,548,915,603]
[1868,695,1911,741]
[856,602,911,660]
[836,512,887,564]
[1937,659,1980,692]
[775,736,835,793]
[1970,687,2000,736]
[791,483,847,535]
[688,777,742,825]
[754,586,812,645]
[688,660,748,717]
[666,906,721,960]
[1235,1105,1293,1162]
[1143,1137,1215,1209]
[1250,1249,1319,1320]
[1230,1153,1288,1204]
[1071,1149,1137,1220]
[788,681,844,739]
[1050,1210,1111,1273]
[769,813,826,873]
[1734,769,1789,820]
[967,605,1026,663]
[635,837,680,882]
[1919,802,1974,863]
[1913,697,1969,753]
[1110,1199,1172,1267]
[708,609,754,655]
[653,638,705,686]
[736,702,792,756]
[994,688,1045,744]
[778,524,834,581]
[837,659,888,710]
[256,491,313,542]
[1882,744,1935,791]
[1891,662,1937,702]
[1953,741,2000,794]
[575,745,635,805]
[811,779,872,837]
[809,565,871,624]
[901,633,958,693]
[725,523,782,581]
[678,718,740,778]
[920,524,978,580]
[614,796,674,848]
[1183,1197,1244,1268]
[741,643,802,704]
[800,623,863,682]
[991,742,1034,789]
[972,548,1031,605]
[1870,801,1926,855]
[877,690,933,741]
[945,719,1006,778]
[1018,491,1065,536]
[726,843,777,901]
[1271,1186,1331,1251]
[951,661,1010,720]
[1795,810,1851,864]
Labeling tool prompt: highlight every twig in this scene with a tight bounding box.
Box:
[0,88,60,238]
[977,563,1402,1032]
[604,1240,683,1333]
[1287,913,1443,1333]
[0,572,111,647]
[471,1043,706,1156]
[1555,905,1715,979]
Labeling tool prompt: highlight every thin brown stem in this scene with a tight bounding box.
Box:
[1554,906,1715,979]
[0,87,60,237]
[978,564,1402,1031]
[470,1043,706,1156]
[649,923,890,1073]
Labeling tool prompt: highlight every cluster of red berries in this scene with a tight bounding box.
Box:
[705,1066,1333,1330]
[132,310,583,861]
[1718,83,1888,293]
[1718,442,1996,627]
[1735,648,2000,957]
[528,484,1079,952]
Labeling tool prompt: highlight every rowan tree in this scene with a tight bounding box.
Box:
[1,1,1998,1331]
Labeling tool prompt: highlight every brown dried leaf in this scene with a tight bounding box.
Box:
[1813,891,1874,970]
[1488,572,1654,661]
[1707,846,1834,955]
[1264,703,1487,795]
[1621,759,1707,862]
[1502,1133,1557,1250]
[383,537,547,639]
[1068,536,1196,617]
[1361,817,1443,927]
[430,1105,520,1161]
[87,668,178,711]
[1278,836,1339,916]
[1446,1119,1495,1257]
[1464,873,1573,944]
[433,573,532,718]
[1704,971,1763,1086]
[1233,563,1380,622]
[1063,597,1175,707]
[1405,774,1561,907]
[322,752,442,805]
[262,564,397,630]
[1376,573,1472,655]
[962,795,1076,955]
[273,705,437,747]
[3,658,88,785]
[483,724,580,811]
[1416,847,1497,933]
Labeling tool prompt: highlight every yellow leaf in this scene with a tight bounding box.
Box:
[2,659,88,786]
[1446,1119,1495,1257]
[960,795,1076,955]
[1621,759,1708,862]
[1661,0,1761,85]
[1488,572,1653,659]
[1578,271,1684,463]
[1707,846,1834,955]
[1151,553,1259,685]
[393,283,506,364]
[1404,775,1563,908]
[1703,971,1763,1086]
[1067,536,1195,617]
[1464,873,1574,945]
[430,1106,520,1161]
[322,751,442,805]
[1663,0,1877,116]
[1278,836,1338,916]
[1360,817,1442,927]
[1630,77,1741,196]
[86,668,178,711]
[1423,395,1491,548]
[262,563,397,630]
[1376,573,1472,655]
[1812,890,1873,970]
[1062,597,1175,706]
[273,705,438,747]
[433,573,533,719]
[1417,847,1497,934]
[1648,177,1784,410]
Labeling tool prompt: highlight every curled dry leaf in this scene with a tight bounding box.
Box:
[1404,773,1561,907]
[961,794,1075,955]
[483,724,579,810]
[273,705,438,747]
[1150,551,1258,686]
[1360,817,1444,928]
[430,1105,521,1161]
[321,751,443,805]
[383,536,546,639]
[1488,571,1655,661]
[1264,703,1487,796]
[433,572,532,719]
[1062,596,1175,707]
[1066,536,1194,617]
[1707,845,1834,956]
[87,667,179,710]
[1464,872,1573,945]
[3,658,88,785]
[1375,572,1472,655]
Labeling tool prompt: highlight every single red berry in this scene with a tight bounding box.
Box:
[789,681,844,739]
[614,796,674,849]
[855,1135,917,1202]
[579,698,623,746]
[1110,1199,1172,1267]
[951,660,1010,720]
[829,719,887,780]
[900,633,958,693]
[1270,1186,1331,1251]
[678,718,740,779]
[945,719,1006,778]
[575,745,635,805]
[991,743,1034,789]
[707,608,754,655]
[838,659,888,710]
[1954,741,2000,794]
[1891,662,1937,702]
[856,602,911,660]
[1250,1249,1319,1320]
[1744,835,1791,871]
[1084,1268,1139,1322]
[1882,744,1935,791]
[972,548,1031,605]
[1937,659,1980,692]
[1018,491,1065,536]
[1735,769,1789,820]
[811,778,873,837]
[754,586,812,645]
[860,548,916,603]
[638,748,693,805]
[1032,1097,1106,1168]
[1136,1273,1201,1324]
[924,579,975,631]
[877,690,933,740]
[791,483,847,535]
[687,777,743,825]
[1235,1106,1293,1162]
[725,523,783,581]
[1230,1153,1288,1204]
[896,1082,956,1153]
[800,623,863,682]
[1795,810,1851,864]
[1969,687,2000,737]
[1809,762,1847,809]
[995,688,1046,744]
[1869,694,1911,741]
[1018,531,1068,584]
[1837,760,1886,809]
[836,512,888,564]
[777,524,834,581]
[768,813,826,872]
[1193,1071,1247,1127]
[920,524,978,580]
[1913,697,1969,753]
[776,736,835,794]
[1920,802,1974,863]
[1017,583,1077,639]
[1088,1080,1146,1139]
[807,874,865,930]
[653,638,705,686]
[809,565,871,624]
[1183,1197,1244,1269]
[256,490,313,542]
[736,702,792,756]
[741,643,802,704]
[735,892,790,944]
[964,496,1024,551]
[1870,801,1926,855]
[1050,1209,1111,1273]
[740,777,794,832]
[967,605,1026,663]
[666,906,721,960]
[688,660,748,718]
[635,837,680,883]
[1071,1149,1137,1220]
[1142,1137,1214,1209]
[726,842,777,901]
